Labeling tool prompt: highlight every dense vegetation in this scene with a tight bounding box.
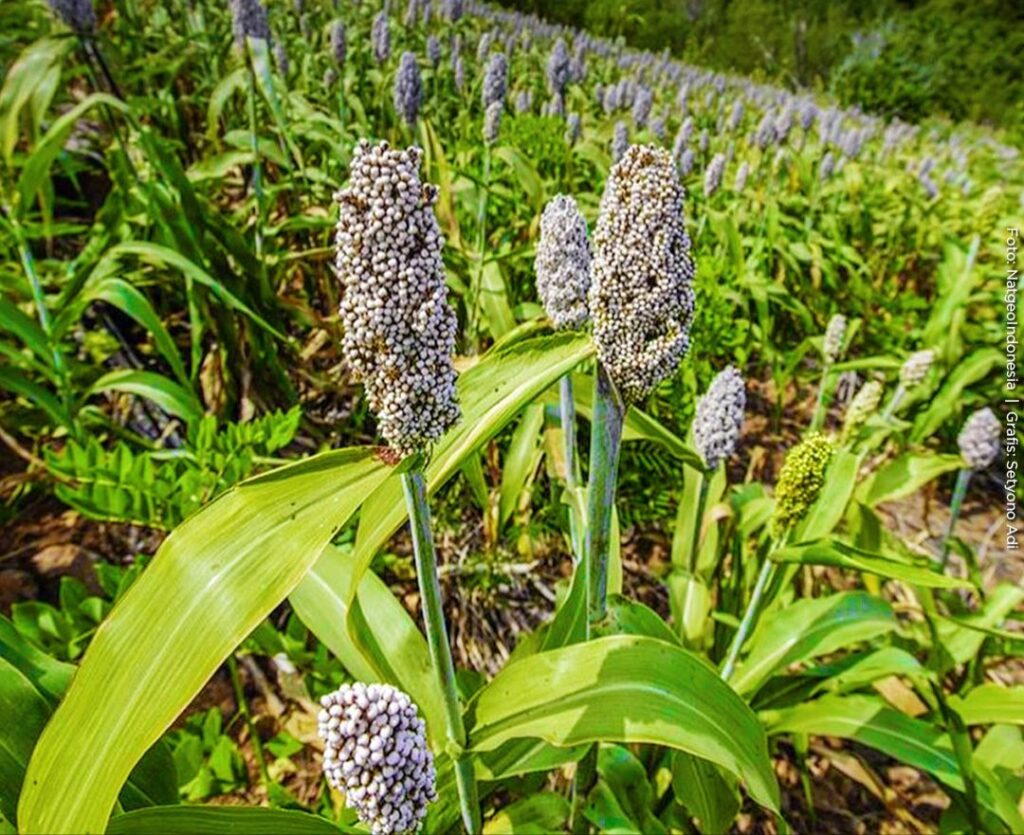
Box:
[497,0,1024,137]
[0,0,1020,833]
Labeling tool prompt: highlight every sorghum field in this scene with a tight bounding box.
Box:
[1,0,1022,833]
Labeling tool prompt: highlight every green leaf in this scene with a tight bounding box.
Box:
[0,367,70,428]
[857,453,964,507]
[814,647,927,695]
[288,546,447,750]
[730,592,896,697]
[88,370,203,425]
[0,37,72,165]
[106,807,348,835]
[465,634,780,812]
[763,694,1023,830]
[937,585,1024,664]
[16,94,126,214]
[301,333,594,621]
[18,449,389,834]
[671,751,740,835]
[480,260,517,340]
[102,242,285,341]
[0,656,51,823]
[84,279,189,386]
[499,404,544,526]
[949,685,1024,727]
[794,449,860,542]
[0,296,50,367]
[772,539,970,589]
[911,349,1000,443]
[483,793,570,834]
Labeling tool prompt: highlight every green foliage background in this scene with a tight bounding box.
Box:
[497,0,1024,139]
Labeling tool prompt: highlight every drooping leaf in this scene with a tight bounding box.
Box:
[857,453,964,507]
[730,592,896,697]
[772,539,970,589]
[949,685,1024,727]
[298,333,594,621]
[465,635,780,812]
[19,449,389,834]
[289,546,447,749]
[483,793,571,834]
[106,807,350,835]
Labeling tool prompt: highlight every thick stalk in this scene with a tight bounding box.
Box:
[721,553,776,682]
[585,362,625,624]
[882,382,906,421]
[687,470,711,575]
[940,468,971,570]
[401,469,481,834]
[244,52,265,264]
[569,744,598,834]
[809,361,832,431]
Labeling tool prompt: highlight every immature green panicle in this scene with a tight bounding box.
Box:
[772,433,834,535]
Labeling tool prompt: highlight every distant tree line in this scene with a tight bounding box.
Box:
[496,0,1024,137]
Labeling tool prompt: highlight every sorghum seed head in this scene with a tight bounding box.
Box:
[611,120,628,163]
[334,140,460,457]
[48,0,96,32]
[842,380,883,438]
[393,52,423,126]
[693,366,746,469]
[372,11,390,63]
[426,35,441,68]
[734,161,749,192]
[317,682,437,835]
[823,314,847,363]
[483,101,502,145]
[704,152,724,197]
[957,408,1000,470]
[482,51,507,109]
[899,349,935,387]
[565,112,581,145]
[330,19,347,65]
[589,144,696,404]
[535,195,592,330]
[772,433,834,535]
[547,37,571,96]
[228,0,269,45]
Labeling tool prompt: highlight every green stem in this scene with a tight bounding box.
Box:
[940,468,971,570]
[560,374,584,562]
[401,468,481,834]
[570,744,598,834]
[469,148,491,351]
[244,53,265,265]
[882,382,906,421]
[721,552,776,682]
[560,375,580,492]
[585,362,625,625]
[226,654,272,797]
[688,470,711,575]
[809,361,833,431]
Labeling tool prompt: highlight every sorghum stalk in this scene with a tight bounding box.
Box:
[585,363,625,623]
[940,468,971,569]
[688,471,712,574]
[721,543,777,682]
[244,56,265,262]
[724,433,833,680]
[402,469,480,834]
[468,148,492,351]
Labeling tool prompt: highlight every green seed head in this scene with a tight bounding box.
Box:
[772,433,834,536]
